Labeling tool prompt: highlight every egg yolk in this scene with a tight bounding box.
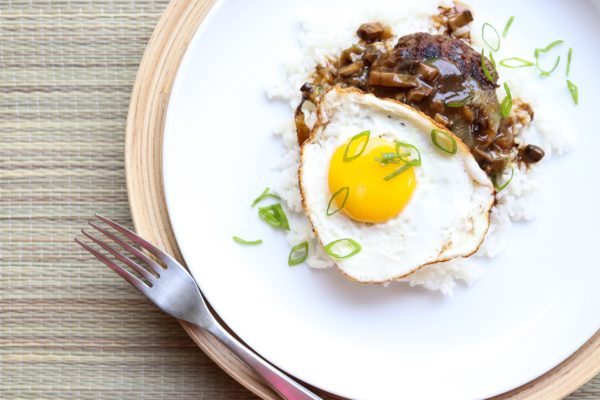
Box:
[328,137,416,223]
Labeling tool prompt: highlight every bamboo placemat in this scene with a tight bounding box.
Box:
[0,1,597,399]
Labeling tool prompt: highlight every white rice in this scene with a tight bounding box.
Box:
[266,0,572,295]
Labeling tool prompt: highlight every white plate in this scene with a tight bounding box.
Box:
[162,1,600,399]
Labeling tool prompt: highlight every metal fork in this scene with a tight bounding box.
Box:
[75,214,322,400]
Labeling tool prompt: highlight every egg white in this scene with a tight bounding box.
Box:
[299,88,495,283]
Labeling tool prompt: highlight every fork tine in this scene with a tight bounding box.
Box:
[88,221,163,275]
[95,214,176,267]
[81,230,157,283]
[75,238,151,296]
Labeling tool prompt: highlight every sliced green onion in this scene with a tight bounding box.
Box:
[534,40,564,77]
[503,82,512,99]
[538,56,560,76]
[446,100,469,108]
[502,16,515,38]
[288,242,309,266]
[567,48,573,76]
[431,129,457,155]
[482,22,500,52]
[500,83,513,118]
[327,187,350,216]
[258,203,290,231]
[445,93,473,108]
[324,238,362,259]
[537,56,561,77]
[232,236,263,246]
[251,187,281,207]
[383,163,414,182]
[343,130,371,162]
[374,152,411,165]
[535,40,564,54]
[567,80,579,105]
[395,141,422,166]
[383,141,422,181]
[499,57,535,68]
[492,165,515,192]
[481,49,497,82]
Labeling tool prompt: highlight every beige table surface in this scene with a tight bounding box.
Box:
[0,1,597,399]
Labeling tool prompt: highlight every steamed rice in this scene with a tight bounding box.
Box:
[266,0,572,294]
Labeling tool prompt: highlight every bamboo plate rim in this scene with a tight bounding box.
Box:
[124,0,600,398]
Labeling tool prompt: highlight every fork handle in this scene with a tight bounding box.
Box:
[206,323,322,400]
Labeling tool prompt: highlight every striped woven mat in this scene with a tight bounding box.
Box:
[0,1,597,399]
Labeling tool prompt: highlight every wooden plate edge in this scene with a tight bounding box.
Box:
[124,0,279,399]
[123,0,600,399]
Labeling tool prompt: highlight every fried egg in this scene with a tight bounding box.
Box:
[299,88,495,283]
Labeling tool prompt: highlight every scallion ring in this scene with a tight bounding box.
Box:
[431,129,457,155]
[446,100,468,108]
[481,49,497,82]
[499,57,535,68]
[374,152,411,165]
[567,48,573,76]
[567,80,579,105]
[324,238,362,259]
[537,56,561,77]
[502,16,515,38]
[492,165,515,192]
[482,22,500,52]
[535,40,564,54]
[343,130,371,162]
[251,187,281,207]
[395,141,422,166]
[444,92,473,108]
[500,83,513,118]
[258,203,290,231]
[534,40,564,77]
[232,236,263,246]
[383,163,414,182]
[327,187,350,216]
[288,242,309,266]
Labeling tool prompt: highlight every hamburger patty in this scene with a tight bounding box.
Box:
[380,32,498,91]
[299,26,545,176]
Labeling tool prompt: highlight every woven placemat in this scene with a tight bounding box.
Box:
[0,1,596,399]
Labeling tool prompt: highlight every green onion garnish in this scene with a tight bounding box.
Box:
[232,236,263,246]
[567,80,579,105]
[288,242,309,266]
[395,141,422,166]
[537,56,561,77]
[445,93,473,108]
[502,16,515,38]
[446,100,468,108]
[327,187,350,216]
[343,130,371,162]
[431,129,457,155]
[374,152,411,165]
[481,50,497,82]
[324,238,362,259]
[500,83,513,118]
[499,57,535,68]
[567,48,573,76]
[536,40,564,54]
[383,163,414,182]
[534,40,564,77]
[258,203,290,231]
[251,187,281,207]
[492,165,514,192]
[382,141,422,181]
[482,22,500,52]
